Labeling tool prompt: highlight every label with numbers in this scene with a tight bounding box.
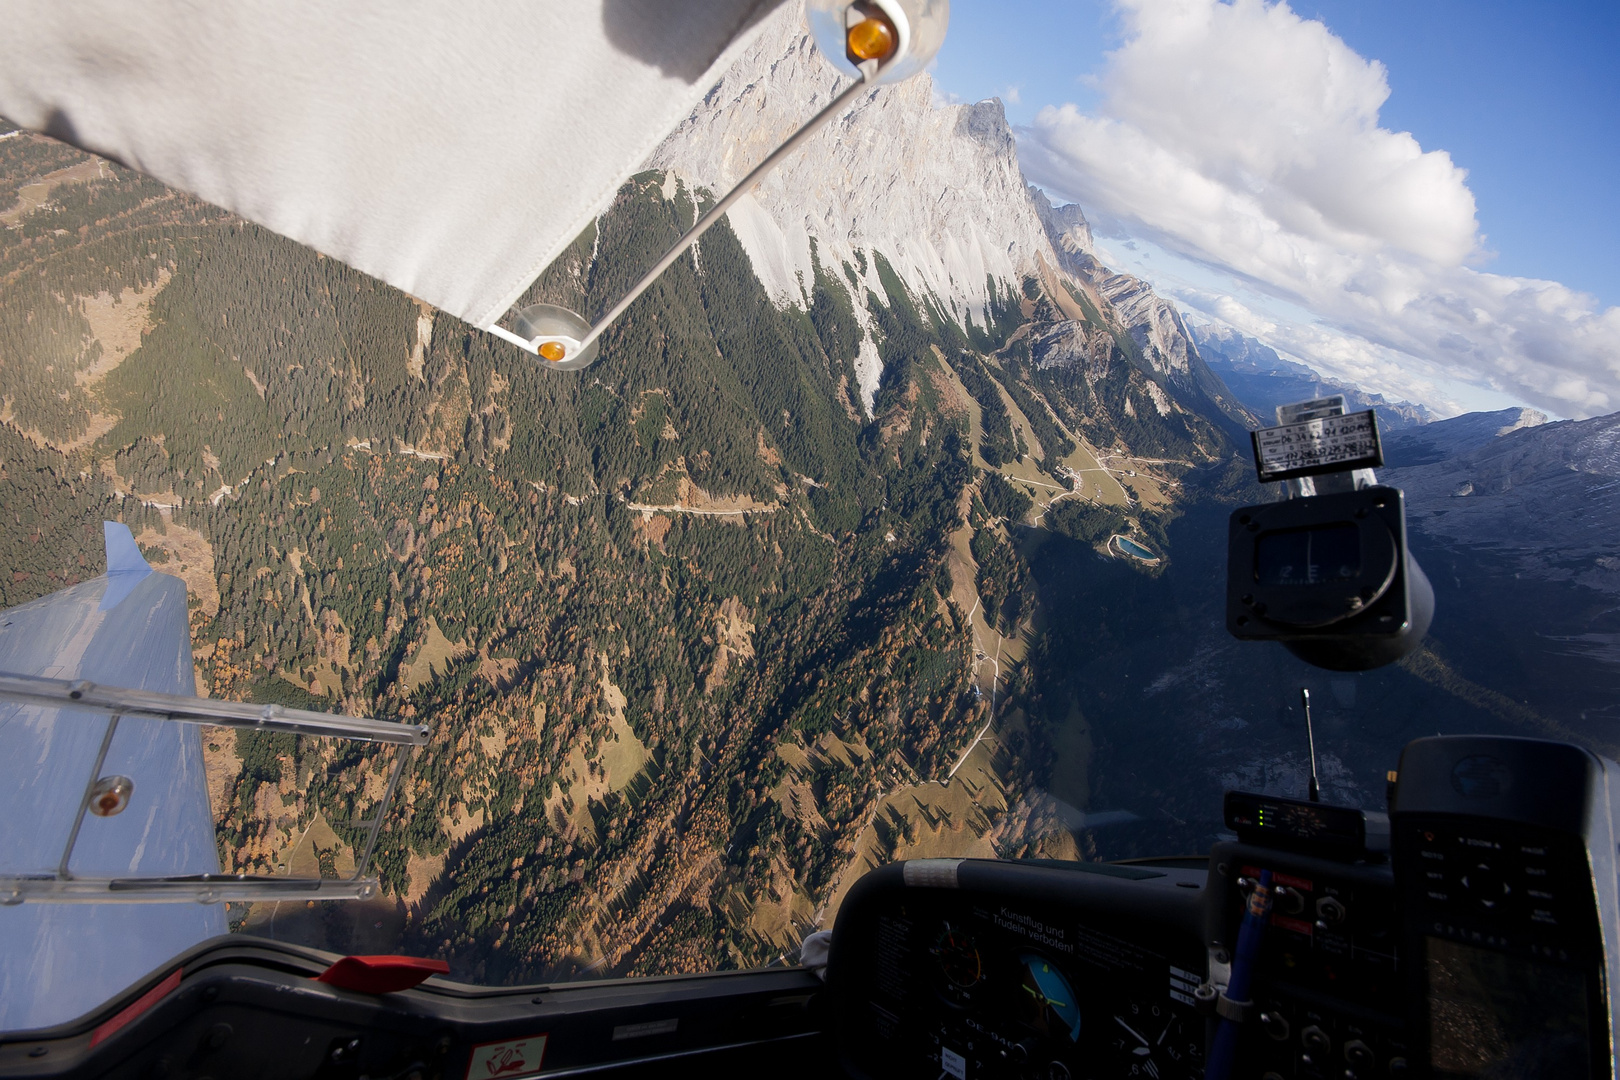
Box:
[1251,409,1382,482]
[1276,395,1347,424]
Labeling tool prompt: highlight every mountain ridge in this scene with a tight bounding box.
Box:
[647,3,1234,424]
[1382,407,1548,466]
[1191,321,1434,430]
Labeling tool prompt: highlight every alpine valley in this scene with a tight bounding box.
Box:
[1,3,1615,983]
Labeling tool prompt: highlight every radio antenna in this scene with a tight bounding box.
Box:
[1302,688,1320,802]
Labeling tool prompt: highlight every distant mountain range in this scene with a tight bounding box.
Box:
[1190,322,1434,430]
[1387,408,1620,648]
[1381,406,1549,465]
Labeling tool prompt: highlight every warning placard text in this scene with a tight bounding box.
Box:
[1251,410,1383,482]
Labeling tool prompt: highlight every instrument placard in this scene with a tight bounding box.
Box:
[1251,409,1383,482]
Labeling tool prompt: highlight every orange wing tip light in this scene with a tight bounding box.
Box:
[810,0,947,85]
[488,303,600,370]
[846,12,897,62]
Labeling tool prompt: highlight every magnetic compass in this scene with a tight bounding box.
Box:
[931,923,983,1005]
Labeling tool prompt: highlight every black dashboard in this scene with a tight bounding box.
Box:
[0,939,835,1079]
[1205,840,1408,1076]
[827,858,1210,1080]
[4,735,1618,1080]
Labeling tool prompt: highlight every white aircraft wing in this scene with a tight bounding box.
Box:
[0,1,786,330]
[0,523,223,1032]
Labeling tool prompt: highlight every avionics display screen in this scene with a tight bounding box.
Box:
[1426,937,1590,1078]
[1254,522,1360,586]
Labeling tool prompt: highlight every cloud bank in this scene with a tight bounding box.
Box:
[1016,0,1620,419]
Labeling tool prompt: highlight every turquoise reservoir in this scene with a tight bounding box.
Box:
[1114,535,1157,561]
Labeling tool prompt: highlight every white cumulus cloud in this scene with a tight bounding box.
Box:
[1016,0,1620,419]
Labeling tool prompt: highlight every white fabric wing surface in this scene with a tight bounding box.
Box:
[0,0,786,329]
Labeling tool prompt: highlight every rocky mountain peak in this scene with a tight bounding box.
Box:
[1093,273,1199,378]
[648,3,1225,411]
[1382,407,1548,466]
[1193,322,1435,430]
[649,7,1053,350]
[1028,185,1094,273]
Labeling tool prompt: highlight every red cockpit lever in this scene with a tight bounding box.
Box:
[315,955,451,994]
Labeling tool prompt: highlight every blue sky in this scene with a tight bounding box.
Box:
[929,0,1620,418]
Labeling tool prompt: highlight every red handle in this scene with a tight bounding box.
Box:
[315,954,450,994]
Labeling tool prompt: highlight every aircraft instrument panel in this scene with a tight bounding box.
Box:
[828,859,1209,1080]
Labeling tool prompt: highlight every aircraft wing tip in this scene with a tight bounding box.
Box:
[103,521,152,577]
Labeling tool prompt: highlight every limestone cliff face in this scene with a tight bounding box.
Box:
[648,7,1049,409]
[1026,187,1220,396]
[1030,320,1113,378]
[1094,273,1200,379]
[1028,184,1093,275]
[649,12,1053,313]
[647,2,1221,416]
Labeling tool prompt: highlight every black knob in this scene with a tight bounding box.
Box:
[1316,896,1347,926]
[1301,1025,1331,1054]
[1344,1039,1374,1067]
[1259,1011,1291,1041]
[1273,886,1305,916]
[1388,1056,1410,1076]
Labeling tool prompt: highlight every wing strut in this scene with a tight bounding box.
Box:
[488,57,881,369]
[0,672,428,906]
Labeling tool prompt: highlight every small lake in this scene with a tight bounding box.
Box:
[1113,534,1158,562]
